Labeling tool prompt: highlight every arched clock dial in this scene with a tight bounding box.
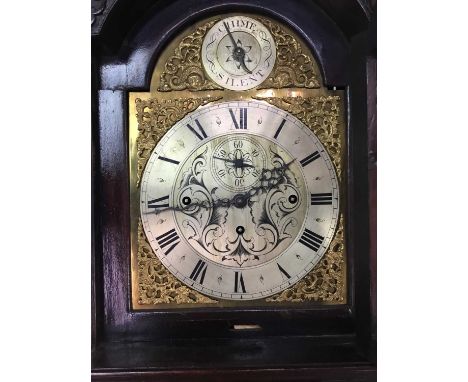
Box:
[201,16,276,90]
[140,100,339,300]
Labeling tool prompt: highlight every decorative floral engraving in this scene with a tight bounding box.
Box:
[266,213,346,303]
[135,97,221,186]
[254,96,342,177]
[157,17,321,91]
[158,20,224,92]
[135,95,346,305]
[255,17,321,89]
[173,140,305,267]
[137,220,218,305]
[257,95,346,303]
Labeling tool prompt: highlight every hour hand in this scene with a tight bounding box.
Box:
[213,155,235,163]
[224,22,252,74]
[239,56,252,74]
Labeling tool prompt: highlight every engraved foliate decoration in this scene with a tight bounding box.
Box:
[255,96,342,176]
[173,134,307,268]
[256,17,321,89]
[140,100,339,301]
[135,96,222,186]
[158,20,224,92]
[201,16,276,90]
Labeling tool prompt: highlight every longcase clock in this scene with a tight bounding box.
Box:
[92,1,376,381]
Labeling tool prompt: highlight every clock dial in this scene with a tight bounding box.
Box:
[140,100,339,300]
[201,16,276,90]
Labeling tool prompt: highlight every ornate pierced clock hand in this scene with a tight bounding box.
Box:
[223,21,253,74]
[239,55,252,74]
[242,158,297,201]
[223,22,238,50]
[144,158,297,215]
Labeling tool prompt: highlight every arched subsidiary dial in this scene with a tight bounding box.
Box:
[201,16,276,90]
[140,101,339,300]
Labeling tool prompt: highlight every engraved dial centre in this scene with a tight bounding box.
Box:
[211,135,266,192]
[139,100,340,301]
[172,133,308,268]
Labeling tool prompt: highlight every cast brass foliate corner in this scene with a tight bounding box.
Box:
[254,95,342,177]
[266,213,345,303]
[137,220,218,305]
[158,20,223,92]
[156,16,321,92]
[135,96,222,186]
[255,17,321,89]
[130,13,347,309]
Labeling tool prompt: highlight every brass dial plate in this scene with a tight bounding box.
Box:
[139,100,339,300]
[129,13,347,309]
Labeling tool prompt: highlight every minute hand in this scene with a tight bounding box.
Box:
[223,22,252,74]
[213,156,256,169]
[223,22,238,49]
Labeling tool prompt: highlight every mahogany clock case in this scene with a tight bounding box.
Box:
[92,0,376,380]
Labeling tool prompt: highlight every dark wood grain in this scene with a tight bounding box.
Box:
[97,0,351,89]
[92,0,377,379]
[367,22,377,342]
[92,335,367,370]
[92,366,376,382]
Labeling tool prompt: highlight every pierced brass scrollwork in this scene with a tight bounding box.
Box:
[135,96,222,186]
[156,17,321,92]
[137,220,218,305]
[134,95,346,306]
[132,13,346,308]
[255,95,342,176]
[158,20,223,92]
[256,18,321,89]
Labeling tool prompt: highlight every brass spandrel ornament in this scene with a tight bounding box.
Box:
[155,14,321,92]
[137,219,218,305]
[130,13,347,309]
[158,20,224,92]
[254,95,342,177]
[256,17,321,89]
[266,213,345,303]
[135,96,222,186]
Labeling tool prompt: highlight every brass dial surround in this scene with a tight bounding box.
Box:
[130,13,346,309]
[139,100,339,301]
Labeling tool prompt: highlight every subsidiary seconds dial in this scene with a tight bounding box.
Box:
[201,16,276,90]
[140,101,339,300]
